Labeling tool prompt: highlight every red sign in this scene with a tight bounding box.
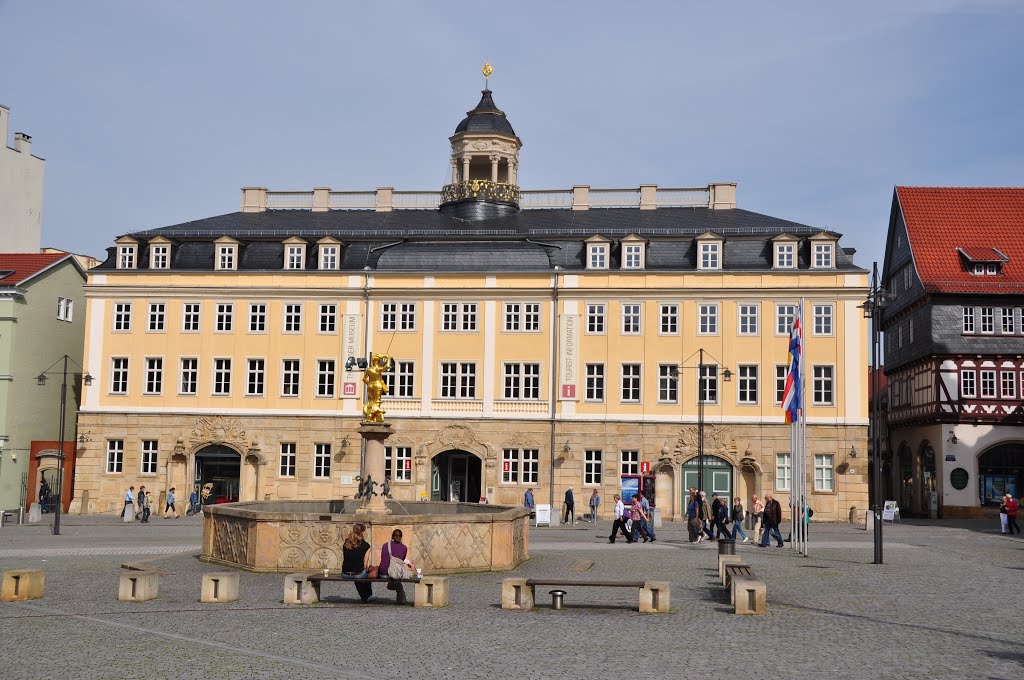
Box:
[561,384,576,399]
[343,382,357,396]
[404,459,411,470]
[503,461,510,472]
[640,461,650,474]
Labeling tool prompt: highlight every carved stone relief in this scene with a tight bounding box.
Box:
[190,416,247,449]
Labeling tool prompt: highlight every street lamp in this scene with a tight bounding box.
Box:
[670,348,731,492]
[862,262,894,564]
[35,354,92,536]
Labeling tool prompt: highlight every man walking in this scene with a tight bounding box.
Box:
[121,486,135,519]
[524,488,535,511]
[608,495,633,543]
[588,489,600,524]
[699,491,715,541]
[636,491,656,542]
[758,493,784,547]
[138,486,151,523]
[563,487,575,525]
[686,492,701,543]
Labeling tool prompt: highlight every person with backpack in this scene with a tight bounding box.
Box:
[379,528,414,604]
[786,500,813,541]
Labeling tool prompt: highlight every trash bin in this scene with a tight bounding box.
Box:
[718,539,736,556]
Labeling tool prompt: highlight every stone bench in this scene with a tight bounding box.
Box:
[723,563,754,588]
[285,574,448,608]
[718,554,747,583]
[730,575,767,615]
[2,569,45,602]
[502,578,670,613]
[118,571,159,602]
[201,572,240,603]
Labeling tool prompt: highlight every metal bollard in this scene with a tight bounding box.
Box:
[549,589,566,610]
[0,512,7,528]
[18,507,24,525]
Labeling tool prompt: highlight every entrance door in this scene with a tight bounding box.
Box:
[194,445,241,503]
[978,443,1023,507]
[431,450,481,502]
[681,455,733,507]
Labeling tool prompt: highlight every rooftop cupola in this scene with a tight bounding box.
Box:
[440,64,522,220]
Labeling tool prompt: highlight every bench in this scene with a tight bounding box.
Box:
[719,564,767,615]
[285,573,448,608]
[723,563,754,588]
[502,578,670,613]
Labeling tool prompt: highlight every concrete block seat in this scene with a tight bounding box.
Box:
[286,574,449,608]
[201,572,240,603]
[501,578,670,613]
[2,570,45,602]
[118,571,159,602]
[731,576,767,615]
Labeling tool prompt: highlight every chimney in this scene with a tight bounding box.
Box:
[0,105,9,148]
[14,132,32,156]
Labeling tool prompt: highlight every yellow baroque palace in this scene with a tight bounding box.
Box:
[72,86,869,522]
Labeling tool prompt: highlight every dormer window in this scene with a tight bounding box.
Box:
[700,242,721,270]
[117,245,137,269]
[813,243,834,268]
[215,237,239,271]
[587,243,609,270]
[320,245,338,270]
[285,245,305,270]
[620,235,645,270]
[775,243,795,269]
[149,244,169,270]
[958,247,1008,276]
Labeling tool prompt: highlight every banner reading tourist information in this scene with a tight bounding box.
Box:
[559,313,580,400]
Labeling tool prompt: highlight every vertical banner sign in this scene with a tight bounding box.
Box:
[341,313,361,398]
[559,314,580,400]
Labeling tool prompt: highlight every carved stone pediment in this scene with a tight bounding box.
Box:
[502,433,541,450]
[673,424,736,457]
[190,416,247,447]
[435,424,480,449]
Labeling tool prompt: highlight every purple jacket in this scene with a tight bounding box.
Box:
[379,540,409,574]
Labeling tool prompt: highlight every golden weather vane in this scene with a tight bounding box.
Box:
[482,62,493,88]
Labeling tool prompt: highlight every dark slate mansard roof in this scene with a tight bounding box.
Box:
[99,207,863,273]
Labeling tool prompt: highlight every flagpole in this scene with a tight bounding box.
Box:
[799,297,808,557]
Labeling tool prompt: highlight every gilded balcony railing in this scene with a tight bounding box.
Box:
[441,180,521,205]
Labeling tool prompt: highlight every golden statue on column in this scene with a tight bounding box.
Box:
[362,353,392,423]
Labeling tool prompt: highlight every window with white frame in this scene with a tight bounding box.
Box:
[585,363,605,401]
[502,448,520,483]
[700,242,720,270]
[814,454,835,491]
[622,303,641,334]
[113,302,132,332]
[812,365,834,405]
[440,362,476,399]
[699,365,718,403]
[284,304,302,333]
[285,245,305,270]
[394,361,415,398]
[813,304,833,335]
[813,243,834,268]
[775,243,795,269]
[319,245,338,270]
[118,245,136,269]
[246,358,265,396]
[981,307,994,333]
[659,304,678,334]
[150,244,169,269]
[587,304,606,334]
[144,358,163,394]
[623,243,644,269]
[319,304,337,333]
[183,303,200,332]
[442,303,478,331]
[503,363,541,400]
[56,297,74,322]
[699,304,719,334]
[961,369,976,398]
[316,360,335,398]
[504,303,540,332]
[279,443,296,477]
[386,446,412,482]
[775,453,791,491]
[980,369,997,398]
[216,303,233,332]
[111,357,129,394]
[213,358,231,395]
[739,304,759,335]
[179,358,198,395]
[621,363,641,402]
[963,307,975,333]
[658,364,678,403]
[737,365,758,404]
[775,365,788,404]
[620,450,639,475]
[1001,371,1016,399]
[584,450,603,485]
[141,439,158,474]
[776,304,797,334]
[588,244,608,269]
[281,359,301,397]
[314,443,331,478]
[217,244,236,271]
[521,449,539,484]
[106,439,124,473]
[1002,308,1015,334]
[247,303,266,332]
[399,303,416,330]
[147,303,165,332]
[381,303,397,331]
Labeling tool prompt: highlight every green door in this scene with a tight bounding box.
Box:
[681,455,733,507]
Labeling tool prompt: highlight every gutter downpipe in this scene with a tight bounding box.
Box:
[548,268,561,514]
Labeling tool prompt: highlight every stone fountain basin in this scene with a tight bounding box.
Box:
[201,500,530,573]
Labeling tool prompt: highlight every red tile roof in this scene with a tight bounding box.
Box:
[896,187,1024,293]
[0,252,71,287]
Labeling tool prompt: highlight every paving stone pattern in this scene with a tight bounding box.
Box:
[0,517,1021,679]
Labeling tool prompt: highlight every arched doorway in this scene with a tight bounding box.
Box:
[897,442,913,513]
[194,445,241,503]
[681,455,733,506]
[978,442,1023,507]
[431,450,481,502]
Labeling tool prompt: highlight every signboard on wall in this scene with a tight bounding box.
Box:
[341,313,361,399]
[558,314,580,401]
[640,461,650,474]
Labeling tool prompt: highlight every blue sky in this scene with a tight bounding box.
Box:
[1,0,1022,268]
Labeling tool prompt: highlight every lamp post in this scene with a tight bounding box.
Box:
[36,354,92,536]
[863,262,894,564]
[670,348,732,494]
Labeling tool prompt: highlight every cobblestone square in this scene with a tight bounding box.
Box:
[0,517,1021,679]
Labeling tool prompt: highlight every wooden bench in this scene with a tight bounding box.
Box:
[502,578,670,613]
[723,563,754,588]
[285,574,448,608]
